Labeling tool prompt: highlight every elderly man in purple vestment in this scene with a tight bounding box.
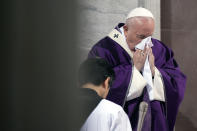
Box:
[88,7,186,131]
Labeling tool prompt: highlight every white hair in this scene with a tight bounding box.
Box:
[126,7,154,20]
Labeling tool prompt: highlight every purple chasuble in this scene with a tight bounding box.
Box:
[88,23,186,131]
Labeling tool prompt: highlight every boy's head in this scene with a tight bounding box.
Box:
[78,58,115,98]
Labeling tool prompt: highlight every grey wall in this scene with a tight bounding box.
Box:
[77,0,138,62]
[161,0,197,130]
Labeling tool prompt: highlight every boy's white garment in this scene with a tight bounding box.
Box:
[80,99,132,131]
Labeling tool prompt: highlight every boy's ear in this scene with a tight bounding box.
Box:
[103,77,110,89]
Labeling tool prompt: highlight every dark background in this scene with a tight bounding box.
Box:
[2,0,80,131]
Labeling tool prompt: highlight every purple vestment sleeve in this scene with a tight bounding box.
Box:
[152,39,186,131]
[108,64,132,106]
[88,37,133,106]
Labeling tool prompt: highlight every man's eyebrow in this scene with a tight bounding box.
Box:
[136,34,146,39]
[137,34,145,36]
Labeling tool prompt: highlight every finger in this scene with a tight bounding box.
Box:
[134,50,139,56]
[143,46,147,54]
[148,46,152,53]
[134,50,141,58]
[148,48,153,57]
[149,48,152,54]
[137,50,143,56]
[142,49,148,57]
[136,49,142,52]
[138,50,145,57]
[144,46,151,56]
[134,49,139,54]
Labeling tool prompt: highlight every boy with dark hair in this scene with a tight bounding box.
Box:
[78,58,132,131]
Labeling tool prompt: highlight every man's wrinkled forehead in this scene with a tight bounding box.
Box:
[137,17,154,24]
[126,17,155,32]
[127,16,154,26]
